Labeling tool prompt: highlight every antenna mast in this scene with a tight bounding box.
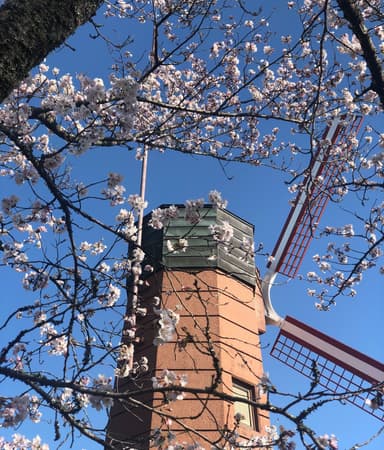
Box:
[132,148,148,307]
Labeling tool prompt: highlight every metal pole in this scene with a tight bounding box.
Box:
[132,148,148,309]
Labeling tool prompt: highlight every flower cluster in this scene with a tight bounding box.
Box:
[152,369,188,401]
[166,238,189,254]
[149,205,179,230]
[153,308,180,346]
[184,199,205,224]
[22,271,49,291]
[88,374,114,411]
[127,194,148,212]
[256,372,275,399]
[240,237,255,263]
[209,221,234,249]
[0,434,49,450]
[229,424,294,449]
[114,344,149,378]
[0,395,41,428]
[317,434,338,450]
[98,284,121,307]
[115,208,138,239]
[39,322,68,356]
[102,173,127,205]
[208,190,228,209]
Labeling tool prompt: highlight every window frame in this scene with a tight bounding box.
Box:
[232,378,259,431]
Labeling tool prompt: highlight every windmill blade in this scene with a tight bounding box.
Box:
[271,316,384,421]
[268,115,363,278]
[262,115,363,325]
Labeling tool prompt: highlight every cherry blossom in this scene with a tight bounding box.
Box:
[209,221,234,247]
[152,369,187,402]
[0,434,49,450]
[208,190,228,209]
[153,308,180,346]
[149,205,179,230]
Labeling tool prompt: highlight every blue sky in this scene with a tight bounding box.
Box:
[1,3,383,449]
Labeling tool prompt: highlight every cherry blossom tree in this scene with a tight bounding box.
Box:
[0,0,383,449]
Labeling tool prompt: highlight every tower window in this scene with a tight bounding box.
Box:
[232,378,258,430]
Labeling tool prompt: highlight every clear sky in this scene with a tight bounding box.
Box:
[1,3,383,449]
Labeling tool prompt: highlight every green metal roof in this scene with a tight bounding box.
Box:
[141,205,256,286]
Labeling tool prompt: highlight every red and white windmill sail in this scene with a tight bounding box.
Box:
[261,115,384,421]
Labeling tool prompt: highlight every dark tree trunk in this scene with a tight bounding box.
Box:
[0,0,103,102]
[336,0,384,107]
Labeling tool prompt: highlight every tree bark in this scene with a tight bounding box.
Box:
[0,0,103,102]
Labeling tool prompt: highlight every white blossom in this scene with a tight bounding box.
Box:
[127,194,148,211]
[208,190,228,209]
[210,221,234,247]
[153,308,180,346]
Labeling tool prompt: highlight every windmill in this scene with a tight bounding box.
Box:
[261,115,384,421]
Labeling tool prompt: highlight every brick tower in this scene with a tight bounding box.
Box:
[107,205,269,448]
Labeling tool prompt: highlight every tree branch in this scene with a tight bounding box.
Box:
[336,0,384,106]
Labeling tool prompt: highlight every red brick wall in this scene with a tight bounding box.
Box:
[107,269,269,448]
